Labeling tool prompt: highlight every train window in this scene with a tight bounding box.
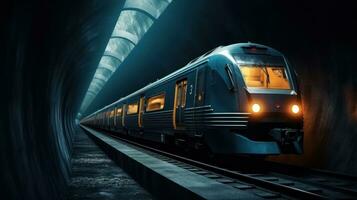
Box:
[127,102,138,115]
[146,94,165,112]
[239,65,291,90]
[110,110,115,118]
[116,107,122,116]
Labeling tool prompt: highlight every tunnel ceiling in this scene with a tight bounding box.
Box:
[78,0,172,118]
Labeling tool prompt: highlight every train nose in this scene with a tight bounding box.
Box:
[272,103,301,115]
[249,94,302,117]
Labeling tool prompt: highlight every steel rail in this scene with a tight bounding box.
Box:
[104,132,327,199]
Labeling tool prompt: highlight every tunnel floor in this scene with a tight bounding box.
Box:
[66,128,153,200]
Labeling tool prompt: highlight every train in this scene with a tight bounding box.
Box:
[81,43,304,156]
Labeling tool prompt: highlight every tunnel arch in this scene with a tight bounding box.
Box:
[78,0,173,118]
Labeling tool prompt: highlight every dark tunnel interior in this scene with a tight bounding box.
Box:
[1,0,357,199]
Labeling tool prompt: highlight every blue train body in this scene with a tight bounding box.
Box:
[81,43,304,155]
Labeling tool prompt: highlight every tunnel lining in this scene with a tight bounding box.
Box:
[78,0,173,118]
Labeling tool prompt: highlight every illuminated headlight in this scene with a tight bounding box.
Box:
[291,104,300,114]
[252,103,261,113]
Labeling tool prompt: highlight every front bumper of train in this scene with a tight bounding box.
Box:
[204,128,303,155]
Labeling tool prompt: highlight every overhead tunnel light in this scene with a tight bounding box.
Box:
[77,0,173,118]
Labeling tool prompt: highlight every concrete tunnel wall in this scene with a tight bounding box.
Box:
[1,1,356,200]
[1,1,122,199]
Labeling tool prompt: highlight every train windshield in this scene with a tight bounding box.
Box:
[239,65,291,89]
[234,55,291,90]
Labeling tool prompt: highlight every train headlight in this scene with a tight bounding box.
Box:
[291,104,300,114]
[252,103,261,113]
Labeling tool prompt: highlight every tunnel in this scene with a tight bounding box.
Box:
[2,0,357,199]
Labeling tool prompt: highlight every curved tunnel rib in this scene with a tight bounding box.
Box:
[77,0,173,119]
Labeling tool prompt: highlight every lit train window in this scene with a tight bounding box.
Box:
[127,102,138,115]
[239,65,291,89]
[146,94,165,112]
[110,110,115,118]
[116,107,122,116]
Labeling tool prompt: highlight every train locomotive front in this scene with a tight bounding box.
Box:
[202,43,303,155]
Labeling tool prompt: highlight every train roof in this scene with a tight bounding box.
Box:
[221,43,284,56]
[88,42,284,117]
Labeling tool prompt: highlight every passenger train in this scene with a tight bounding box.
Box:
[81,43,303,156]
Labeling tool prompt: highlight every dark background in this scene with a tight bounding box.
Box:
[1,0,357,199]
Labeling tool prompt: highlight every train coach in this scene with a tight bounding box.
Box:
[81,43,303,156]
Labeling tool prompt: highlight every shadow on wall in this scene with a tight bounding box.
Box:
[270,44,357,174]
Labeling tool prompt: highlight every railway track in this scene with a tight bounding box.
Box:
[101,130,356,199]
[260,161,357,194]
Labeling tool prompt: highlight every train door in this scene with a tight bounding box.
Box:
[138,96,145,128]
[102,112,105,128]
[110,108,115,129]
[107,110,111,129]
[113,107,117,128]
[115,106,122,129]
[104,111,107,128]
[195,67,207,107]
[122,104,126,127]
[103,112,105,128]
[173,79,187,129]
